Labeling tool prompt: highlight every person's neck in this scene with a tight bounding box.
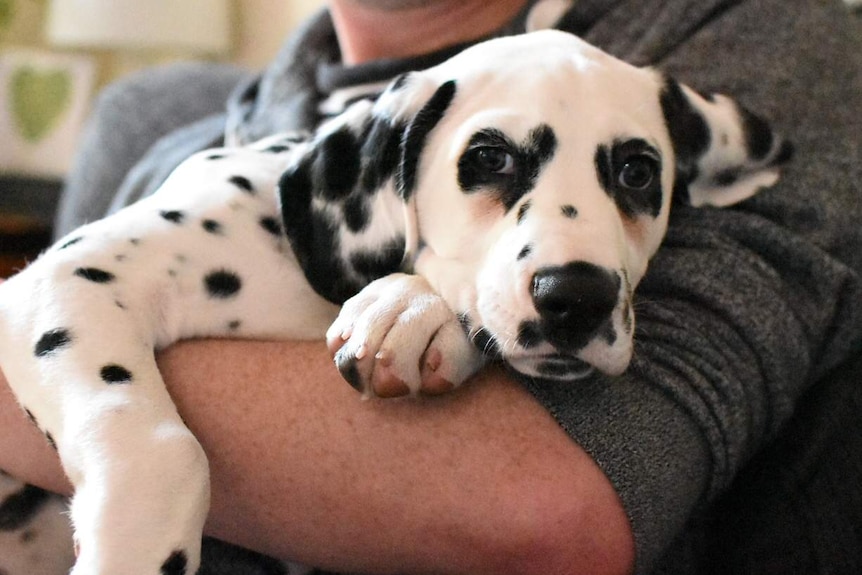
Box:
[329,0,529,65]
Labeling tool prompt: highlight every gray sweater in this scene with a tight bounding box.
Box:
[56,0,862,572]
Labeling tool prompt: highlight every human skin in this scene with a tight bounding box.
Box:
[329,0,529,63]
[0,1,636,573]
[0,338,634,574]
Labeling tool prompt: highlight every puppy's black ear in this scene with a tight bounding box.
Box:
[395,79,457,200]
[660,77,793,207]
[278,75,457,304]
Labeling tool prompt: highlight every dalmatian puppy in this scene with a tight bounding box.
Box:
[0,30,789,575]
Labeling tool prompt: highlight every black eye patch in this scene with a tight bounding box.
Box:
[457,124,557,212]
[594,138,663,218]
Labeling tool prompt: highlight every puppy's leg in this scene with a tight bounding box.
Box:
[0,268,208,575]
[327,273,484,398]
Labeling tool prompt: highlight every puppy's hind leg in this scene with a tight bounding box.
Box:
[0,271,209,575]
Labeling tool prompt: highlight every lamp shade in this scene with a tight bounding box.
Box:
[46,0,232,54]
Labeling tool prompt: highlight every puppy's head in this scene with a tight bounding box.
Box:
[280,30,791,381]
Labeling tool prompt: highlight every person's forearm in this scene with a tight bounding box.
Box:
[0,368,71,494]
[0,337,633,575]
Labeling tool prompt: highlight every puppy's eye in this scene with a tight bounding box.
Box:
[618,156,658,190]
[471,147,515,175]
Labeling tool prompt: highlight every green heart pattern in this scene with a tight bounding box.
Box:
[10,66,72,143]
[0,0,13,32]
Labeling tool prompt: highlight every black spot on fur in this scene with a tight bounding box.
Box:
[516,200,532,225]
[343,194,371,233]
[0,484,50,531]
[202,219,223,235]
[160,210,186,225]
[279,157,313,221]
[229,175,255,194]
[517,244,533,261]
[280,145,405,303]
[561,205,578,219]
[280,167,358,304]
[660,77,710,196]
[206,153,226,160]
[259,216,282,237]
[595,147,612,191]
[349,236,406,284]
[528,124,558,167]
[517,321,544,349]
[100,364,133,384]
[204,270,242,299]
[160,550,188,575]
[400,80,457,200]
[34,329,72,357]
[313,128,361,201]
[713,168,740,187]
[360,117,406,194]
[129,238,141,246]
[58,236,83,250]
[736,103,774,161]
[264,144,290,154]
[458,124,557,211]
[74,267,116,284]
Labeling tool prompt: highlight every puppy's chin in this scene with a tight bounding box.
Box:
[506,354,595,382]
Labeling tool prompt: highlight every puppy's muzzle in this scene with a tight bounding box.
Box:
[531,262,620,351]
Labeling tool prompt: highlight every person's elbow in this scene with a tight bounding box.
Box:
[467,476,635,575]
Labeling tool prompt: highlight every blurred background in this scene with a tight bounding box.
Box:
[0,0,324,275]
[0,0,325,84]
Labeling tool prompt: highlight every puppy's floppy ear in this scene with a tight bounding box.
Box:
[660,77,793,208]
[278,73,457,304]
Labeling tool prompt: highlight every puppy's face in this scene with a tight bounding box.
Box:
[281,30,789,381]
[378,33,788,379]
[396,31,788,380]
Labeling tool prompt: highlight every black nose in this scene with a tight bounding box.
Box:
[531,262,620,350]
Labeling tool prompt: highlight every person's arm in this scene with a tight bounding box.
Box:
[549,1,862,571]
[0,334,634,575]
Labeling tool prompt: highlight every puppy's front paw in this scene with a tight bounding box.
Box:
[327,273,483,398]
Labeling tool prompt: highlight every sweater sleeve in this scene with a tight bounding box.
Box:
[529,0,862,572]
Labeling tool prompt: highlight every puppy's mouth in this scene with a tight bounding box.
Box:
[506,352,595,381]
[461,316,601,381]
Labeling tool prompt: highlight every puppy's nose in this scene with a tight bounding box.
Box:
[531,263,619,350]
